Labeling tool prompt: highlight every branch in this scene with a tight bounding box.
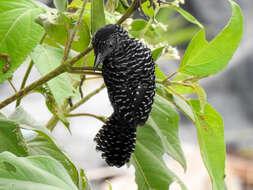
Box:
[62,0,88,62]
[46,83,105,131]
[162,71,178,82]
[66,113,106,123]
[0,64,68,109]
[116,0,139,24]
[7,79,17,93]
[165,85,189,103]
[0,0,141,110]
[68,83,105,112]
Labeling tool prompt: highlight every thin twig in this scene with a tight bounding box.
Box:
[85,76,102,80]
[0,64,67,109]
[16,33,47,107]
[68,83,105,112]
[140,5,159,38]
[69,66,102,71]
[182,76,206,83]
[69,45,93,65]
[116,0,139,24]
[165,85,189,103]
[66,113,106,123]
[62,0,88,62]
[162,71,178,83]
[8,79,17,93]
[46,83,105,131]
[16,61,34,107]
[67,71,102,75]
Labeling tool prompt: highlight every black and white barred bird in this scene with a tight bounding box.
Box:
[92,24,156,167]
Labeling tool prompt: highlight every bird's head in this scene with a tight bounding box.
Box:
[92,24,127,70]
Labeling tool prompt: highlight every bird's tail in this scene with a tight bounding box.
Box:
[94,114,137,167]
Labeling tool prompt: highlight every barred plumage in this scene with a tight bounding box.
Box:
[92,24,155,167]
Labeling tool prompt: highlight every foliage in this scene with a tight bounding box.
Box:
[0,0,243,190]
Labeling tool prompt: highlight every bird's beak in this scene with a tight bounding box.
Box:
[94,53,104,71]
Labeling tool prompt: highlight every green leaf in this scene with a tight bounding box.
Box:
[54,0,68,12]
[152,47,164,61]
[179,0,243,76]
[0,0,45,84]
[8,107,79,185]
[170,6,203,28]
[141,1,154,18]
[190,100,226,190]
[130,19,148,31]
[151,95,186,170]
[26,136,77,183]
[91,0,105,34]
[180,29,208,69]
[132,95,187,190]
[36,11,90,52]
[0,152,79,190]
[31,44,77,107]
[155,65,166,80]
[0,117,28,156]
[115,0,128,14]
[156,84,195,121]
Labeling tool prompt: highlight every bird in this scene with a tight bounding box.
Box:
[92,24,156,167]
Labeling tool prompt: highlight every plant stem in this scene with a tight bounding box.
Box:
[46,83,105,131]
[7,79,17,93]
[69,45,93,65]
[182,76,206,83]
[0,0,140,110]
[0,46,95,109]
[0,64,67,109]
[66,113,106,123]
[68,71,102,75]
[116,0,139,24]
[68,83,105,112]
[16,33,47,107]
[140,5,159,38]
[162,71,178,82]
[63,0,88,62]
[165,85,189,103]
[16,61,34,107]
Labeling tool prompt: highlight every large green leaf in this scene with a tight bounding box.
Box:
[190,100,226,190]
[91,0,105,34]
[150,95,186,170]
[8,107,79,186]
[26,135,78,184]
[0,0,45,84]
[0,152,78,190]
[179,0,243,76]
[0,115,28,156]
[131,95,187,190]
[31,44,77,107]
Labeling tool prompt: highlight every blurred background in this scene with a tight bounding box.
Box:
[0,0,252,189]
